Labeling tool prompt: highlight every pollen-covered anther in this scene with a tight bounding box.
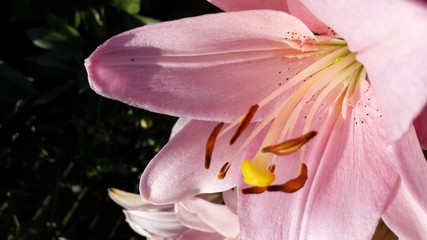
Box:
[230,104,259,145]
[205,122,224,169]
[268,164,276,173]
[218,162,231,180]
[262,131,317,156]
[267,163,308,193]
[242,186,267,194]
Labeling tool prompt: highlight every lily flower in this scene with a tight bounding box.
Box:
[108,188,240,240]
[86,0,427,239]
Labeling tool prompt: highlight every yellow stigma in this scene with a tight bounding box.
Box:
[241,160,275,187]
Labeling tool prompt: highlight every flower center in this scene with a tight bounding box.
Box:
[205,38,366,194]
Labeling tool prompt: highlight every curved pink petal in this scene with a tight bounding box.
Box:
[176,229,224,240]
[300,0,427,141]
[108,188,149,209]
[222,189,238,214]
[390,125,427,213]
[209,0,334,36]
[239,81,400,239]
[177,197,239,238]
[383,182,427,240]
[108,188,173,210]
[140,119,258,204]
[124,209,186,238]
[170,118,190,138]
[208,0,288,12]
[414,106,427,149]
[175,202,216,233]
[286,1,334,36]
[124,220,154,239]
[85,10,318,122]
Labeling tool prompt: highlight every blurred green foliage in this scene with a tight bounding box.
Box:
[0,0,218,239]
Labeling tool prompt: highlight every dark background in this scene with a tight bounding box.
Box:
[0,0,218,239]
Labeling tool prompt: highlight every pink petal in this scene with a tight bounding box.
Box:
[390,125,427,212]
[177,197,240,238]
[108,188,148,209]
[140,120,257,204]
[175,201,216,233]
[85,10,317,122]
[208,0,288,12]
[382,182,427,240]
[208,0,333,36]
[124,209,186,238]
[300,0,427,140]
[414,106,427,149]
[239,81,400,239]
[170,118,190,138]
[124,220,154,239]
[108,188,173,210]
[286,1,334,36]
[176,229,224,240]
[222,189,238,214]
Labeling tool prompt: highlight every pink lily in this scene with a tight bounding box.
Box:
[86,0,427,239]
[108,188,240,239]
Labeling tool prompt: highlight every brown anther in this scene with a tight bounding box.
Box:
[267,163,308,193]
[205,122,224,169]
[242,186,267,194]
[230,104,259,145]
[268,164,276,173]
[218,162,231,180]
[262,131,317,156]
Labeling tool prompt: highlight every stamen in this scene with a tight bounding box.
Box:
[242,186,267,194]
[257,46,350,108]
[253,53,351,156]
[209,45,352,174]
[277,53,357,143]
[205,122,224,169]
[218,162,231,180]
[268,164,276,173]
[205,41,359,195]
[301,61,362,136]
[230,104,259,145]
[262,131,317,155]
[267,163,308,193]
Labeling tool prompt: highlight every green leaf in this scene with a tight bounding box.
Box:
[26,15,84,50]
[85,8,108,41]
[73,11,82,28]
[129,14,160,25]
[46,14,81,38]
[113,0,141,15]
[26,28,67,50]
